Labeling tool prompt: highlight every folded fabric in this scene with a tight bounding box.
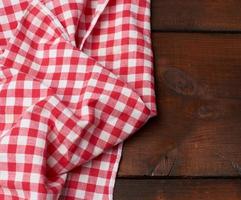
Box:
[0,0,156,199]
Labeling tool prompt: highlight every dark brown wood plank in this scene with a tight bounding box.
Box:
[114,179,241,200]
[118,33,241,177]
[151,0,241,31]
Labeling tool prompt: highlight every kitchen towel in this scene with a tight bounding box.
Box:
[0,0,156,199]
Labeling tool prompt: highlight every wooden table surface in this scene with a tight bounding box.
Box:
[114,1,241,199]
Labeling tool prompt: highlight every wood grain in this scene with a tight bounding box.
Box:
[114,179,241,200]
[151,0,241,31]
[118,33,241,177]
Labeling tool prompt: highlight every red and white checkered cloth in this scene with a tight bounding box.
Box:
[0,0,156,199]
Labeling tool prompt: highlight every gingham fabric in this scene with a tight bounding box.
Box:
[0,0,156,199]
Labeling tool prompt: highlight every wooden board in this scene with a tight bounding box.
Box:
[151,0,241,31]
[114,179,241,200]
[118,33,241,177]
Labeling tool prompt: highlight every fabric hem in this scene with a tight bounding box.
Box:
[108,143,123,200]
